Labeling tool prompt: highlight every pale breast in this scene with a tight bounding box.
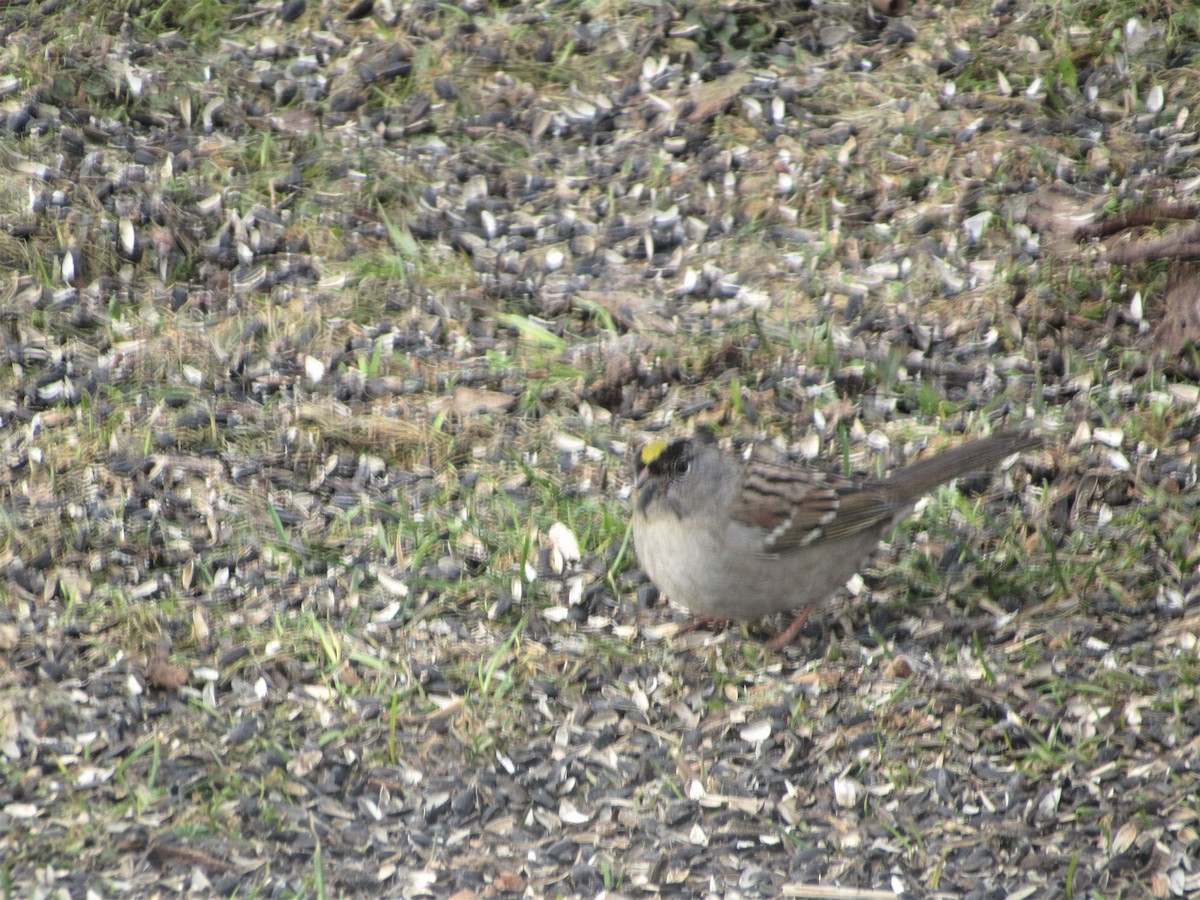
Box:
[635,513,892,621]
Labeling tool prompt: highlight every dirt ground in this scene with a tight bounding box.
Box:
[3,0,1200,896]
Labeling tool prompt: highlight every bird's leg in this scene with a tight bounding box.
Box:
[678,615,731,635]
[765,604,814,651]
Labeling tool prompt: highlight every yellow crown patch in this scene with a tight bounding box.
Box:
[640,440,669,466]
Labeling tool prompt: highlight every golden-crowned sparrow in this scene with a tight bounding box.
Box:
[632,429,1039,650]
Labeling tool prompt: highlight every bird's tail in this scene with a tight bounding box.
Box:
[882,429,1041,500]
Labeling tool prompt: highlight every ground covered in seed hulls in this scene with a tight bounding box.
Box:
[3,0,1200,896]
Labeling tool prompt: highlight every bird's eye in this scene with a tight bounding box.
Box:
[674,459,690,477]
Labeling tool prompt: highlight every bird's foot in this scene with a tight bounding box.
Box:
[678,615,732,635]
[764,605,814,652]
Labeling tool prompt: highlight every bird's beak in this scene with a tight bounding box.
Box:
[635,440,669,492]
[633,468,658,513]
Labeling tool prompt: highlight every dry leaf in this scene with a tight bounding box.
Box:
[146,660,188,690]
[1152,265,1200,358]
[494,871,526,892]
[449,386,516,415]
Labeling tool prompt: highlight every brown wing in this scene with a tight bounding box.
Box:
[815,485,902,541]
[728,430,1040,555]
[729,460,901,553]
